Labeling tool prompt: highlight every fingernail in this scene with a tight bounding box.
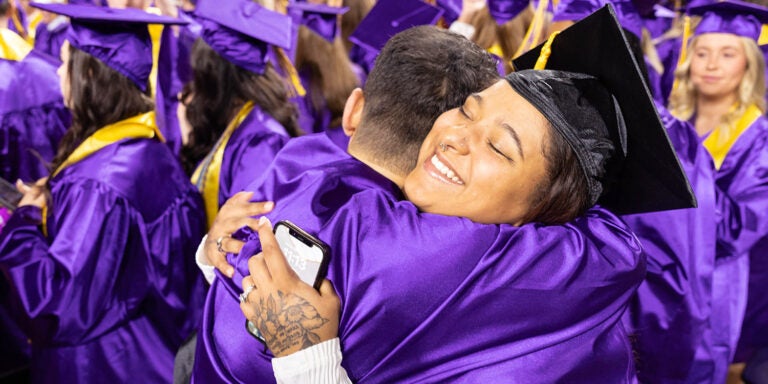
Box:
[258,216,271,227]
[264,201,274,211]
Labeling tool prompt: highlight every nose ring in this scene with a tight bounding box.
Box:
[439,143,447,152]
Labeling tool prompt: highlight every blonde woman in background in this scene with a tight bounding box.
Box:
[668,1,768,382]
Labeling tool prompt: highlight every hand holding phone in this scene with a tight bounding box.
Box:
[239,218,339,355]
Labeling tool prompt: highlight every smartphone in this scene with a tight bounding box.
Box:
[0,177,23,211]
[246,220,331,343]
[273,220,331,290]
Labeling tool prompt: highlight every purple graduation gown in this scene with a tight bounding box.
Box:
[0,49,70,182]
[32,18,68,59]
[0,136,207,383]
[621,105,718,383]
[192,134,644,382]
[192,153,399,383]
[723,116,768,365]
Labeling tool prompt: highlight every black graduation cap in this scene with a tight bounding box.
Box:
[511,5,696,215]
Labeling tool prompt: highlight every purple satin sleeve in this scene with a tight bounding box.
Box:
[716,117,768,364]
[192,158,398,383]
[0,181,152,344]
[712,118,768,258]
[313,190,644,382]
[621,106,719,382]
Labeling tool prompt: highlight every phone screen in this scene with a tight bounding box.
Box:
[274,223,326,288]
[0,177,22,211]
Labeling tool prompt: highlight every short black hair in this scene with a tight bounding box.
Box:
[353,26,500,175]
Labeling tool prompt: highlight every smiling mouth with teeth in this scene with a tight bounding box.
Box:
[431,154,465,185]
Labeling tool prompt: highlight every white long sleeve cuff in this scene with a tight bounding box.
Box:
[272,338,352,384]
[195,235,217,284]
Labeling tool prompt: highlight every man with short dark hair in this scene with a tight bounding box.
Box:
[191,26,501,382]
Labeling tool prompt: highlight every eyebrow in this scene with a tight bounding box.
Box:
[501,123,524,160]
[470,93,482,106]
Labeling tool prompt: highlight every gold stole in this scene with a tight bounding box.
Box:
[191,102,255,228]
[0,28,31,61]
[703,104,762,170]
[146,7,163,98]
[44,112,164,236]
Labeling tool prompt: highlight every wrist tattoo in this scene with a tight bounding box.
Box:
[249,290,329,356]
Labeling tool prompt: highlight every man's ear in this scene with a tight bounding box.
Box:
[341,88,365,137]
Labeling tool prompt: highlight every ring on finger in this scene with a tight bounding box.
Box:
[216,235,230,254]
[239,284,257,303]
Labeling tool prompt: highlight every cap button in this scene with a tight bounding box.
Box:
[241,2,256,17]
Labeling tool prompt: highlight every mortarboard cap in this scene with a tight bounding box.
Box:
[349,0,444,54]
[195,0,292,74]
[552,0,643,37]
[488,0,530,24]
[512,5,696,215]
[29,2,187,92]
[287,2,348,43]
[687,0,768,41]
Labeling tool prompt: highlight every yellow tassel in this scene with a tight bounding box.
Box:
[534,31,560,70]
[759,24,768,46]
[671,15,691,93]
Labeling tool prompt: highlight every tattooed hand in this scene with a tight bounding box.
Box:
[240,217,341,357]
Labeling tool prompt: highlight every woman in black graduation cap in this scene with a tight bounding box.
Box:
[235,6,695,383]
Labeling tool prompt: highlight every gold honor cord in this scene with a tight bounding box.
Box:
[44,112,164,236]
[703,104,762,170]
[191,101,255,228]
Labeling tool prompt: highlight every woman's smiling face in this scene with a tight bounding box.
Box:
[403,80,551,226]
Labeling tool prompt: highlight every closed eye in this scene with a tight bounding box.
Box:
[459,105,470,119]
[488,140,513,162]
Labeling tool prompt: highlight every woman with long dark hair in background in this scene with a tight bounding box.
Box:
[181,0,301,228]
[0,4,206,383]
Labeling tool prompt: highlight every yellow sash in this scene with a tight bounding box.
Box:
[52,112,164,177]
[703,104,762,170]
[0,28,31,61]
[191,102,255,228]
[44,112,163,236]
